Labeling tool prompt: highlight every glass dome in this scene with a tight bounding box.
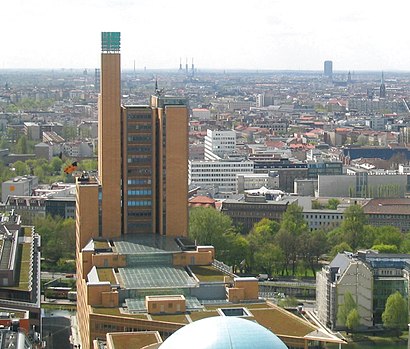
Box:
[160,316,288,349]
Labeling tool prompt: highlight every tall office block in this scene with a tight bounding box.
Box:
[76,32,189,248]
[324,60,333,77]
[150,95,189,237]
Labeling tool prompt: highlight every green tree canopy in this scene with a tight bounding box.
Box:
[337,292,357,327]
[329,242,353,259]
[327,198,340,210]
[346,308,360,330]
[371,244,399,254]
[189,207,233,255]
[382,291,408,333]
[276,203,308,275]
[341,204,367,250]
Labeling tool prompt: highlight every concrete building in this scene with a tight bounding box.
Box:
[189,160,254,193]
[34,142,52,160]
[318,173,408,198]
[204,129,236,160]
[23,122,40,141]
[302,208,345,231]
[221,194,297,233]
[5,183,76,223]
[236,172,279,193]
[1,176,38,204]
[0,211,41,333]
[317,251,410,329]
[362,198,410,232]
[316,252,373,329]
[191,108,211,121]
[62,141,94,158]
[78,120,98,139]
[294,179,317,196]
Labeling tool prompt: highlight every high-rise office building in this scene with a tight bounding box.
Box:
[324,60,333,77]
[76,32,188,246]
[122,97,188,236]
[76,31,189,348]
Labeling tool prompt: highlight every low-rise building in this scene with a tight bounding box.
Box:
[2,176,38,204]
[317,251,410,329]
[362,198,410,232]
[221,194,297,233]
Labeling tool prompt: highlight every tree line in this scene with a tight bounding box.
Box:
[189,203,410,277]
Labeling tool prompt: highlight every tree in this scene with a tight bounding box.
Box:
[246,218,279,271]
[337,292,357,327]
[276,203,308,275]
[329,242,353,259]
[34,215,75,265]
[300,230,328,276]
[341,204,367,250]
[254,243,284,276]
[221,230,249,273]
[327,198,340,210]
[371,244,398,254]
[346,308,360,331]
[12,161,30,176]
[382,291,408,334]
[189,207,233,255]
[15,135,28,153]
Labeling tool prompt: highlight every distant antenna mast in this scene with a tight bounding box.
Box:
[155,76,164,96]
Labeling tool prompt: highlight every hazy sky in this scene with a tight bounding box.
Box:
[1,0,409,71]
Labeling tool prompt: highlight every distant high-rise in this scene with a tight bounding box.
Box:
[324,60,333,78]
[380,72,386,98]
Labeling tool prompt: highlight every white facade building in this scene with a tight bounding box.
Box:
[189,160,254,193]
[236,173,279,193]
[2,176,39,203]
[204,129,236,161]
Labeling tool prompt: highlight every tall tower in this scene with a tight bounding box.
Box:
[324,60,333,78]
[380,71,386,98]
[98,32,122,238]
[76,32,188,245]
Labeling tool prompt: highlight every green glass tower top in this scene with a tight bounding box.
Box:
[101,32,121,53]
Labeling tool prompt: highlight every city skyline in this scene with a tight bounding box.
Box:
[2,0,410,71]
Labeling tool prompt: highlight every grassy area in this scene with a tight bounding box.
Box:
[23,227,32,237]
[189,311,218,321]
[150,314,189,324]
[8,242,31,291]
[250,307,316,337]
[204,303,270,310]
[92,307,148,319]
[97,268,117,283]
[190,265,227,282]
[42,304,77,312]
[94,240,109,249]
